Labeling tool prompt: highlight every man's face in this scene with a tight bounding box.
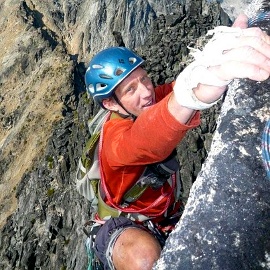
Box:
[113,67,156,116]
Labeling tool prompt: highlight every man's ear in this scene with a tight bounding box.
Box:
[102,97,119,111]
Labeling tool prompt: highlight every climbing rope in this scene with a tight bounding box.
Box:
[84,221,103,270]
[248,11,270,27]
[262,120,270,180]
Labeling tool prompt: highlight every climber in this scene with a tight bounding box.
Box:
[84,14,270,270]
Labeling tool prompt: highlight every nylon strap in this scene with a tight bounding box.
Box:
[81,132,101,175]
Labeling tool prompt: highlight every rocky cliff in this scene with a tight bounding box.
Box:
[154,1,270,269]
[0,0,261,269]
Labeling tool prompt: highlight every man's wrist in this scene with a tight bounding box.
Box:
[173,62,230,110]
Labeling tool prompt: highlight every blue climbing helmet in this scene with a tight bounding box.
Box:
[85,47,144,107]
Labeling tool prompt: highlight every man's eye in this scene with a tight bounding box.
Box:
[141,76,150,82]
[126,86,134,93]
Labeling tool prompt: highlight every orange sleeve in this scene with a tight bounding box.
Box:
[102,85,200,168]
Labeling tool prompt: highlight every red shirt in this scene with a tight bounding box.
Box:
[100,83,200,218]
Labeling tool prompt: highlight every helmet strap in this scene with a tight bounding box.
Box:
[112,93,137,121]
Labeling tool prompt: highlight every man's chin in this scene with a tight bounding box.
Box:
[139,105,152,114]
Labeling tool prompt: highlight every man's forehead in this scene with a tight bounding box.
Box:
[124,67,146,82]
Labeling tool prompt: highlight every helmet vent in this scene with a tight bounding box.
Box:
[88,84,94,94]
[100,74,113,79]
[115,68,125,76]
[92,64,103,69]
[96,83,107,91]
[129,57,137,64]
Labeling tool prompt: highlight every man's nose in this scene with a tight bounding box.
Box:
[138,82,152,97]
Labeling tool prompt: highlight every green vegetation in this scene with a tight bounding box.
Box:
[46,156,54,169]
[47,188,55,197]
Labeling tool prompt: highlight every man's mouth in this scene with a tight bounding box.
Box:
[142,100,154,108]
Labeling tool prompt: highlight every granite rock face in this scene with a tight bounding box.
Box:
[154,1,270,269]
[155,79,270,270]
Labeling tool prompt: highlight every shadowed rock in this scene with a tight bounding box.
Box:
[154,2,270,269]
